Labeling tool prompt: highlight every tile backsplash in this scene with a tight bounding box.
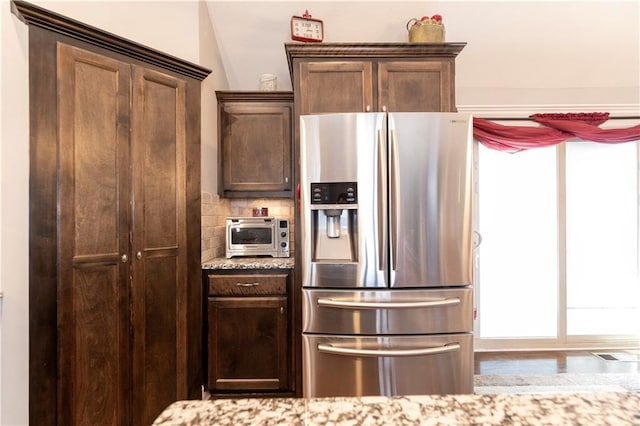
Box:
[201,192,295,262]
[201,191,229,262]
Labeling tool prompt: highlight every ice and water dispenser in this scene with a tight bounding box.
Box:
[310,182,358,262]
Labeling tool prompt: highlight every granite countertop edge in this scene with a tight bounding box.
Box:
[202,256,294,270]
[152,392,640,425]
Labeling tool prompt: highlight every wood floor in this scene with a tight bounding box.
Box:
[474,350,640,375]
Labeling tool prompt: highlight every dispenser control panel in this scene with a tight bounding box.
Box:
[311,182,357,204]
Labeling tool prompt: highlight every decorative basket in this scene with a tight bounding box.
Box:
[407,18,445,43]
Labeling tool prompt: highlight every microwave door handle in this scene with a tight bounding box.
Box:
[317,297,460,309]
[317,343,461,357]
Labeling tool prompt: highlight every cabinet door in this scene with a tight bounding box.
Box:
[130,65,189,426]
[378,61,455,112]
[221,103,292,193]
[57,43,132,426]
[208,296,289,392]
[299,61,374,114]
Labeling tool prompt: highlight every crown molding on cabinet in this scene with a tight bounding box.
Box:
[215,91,294,103]
[285,42,466,76]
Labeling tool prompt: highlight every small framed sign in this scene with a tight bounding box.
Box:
[290,10,324,43]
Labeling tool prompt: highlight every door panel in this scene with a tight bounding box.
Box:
[378,61,453,112]
[302,333,473,397]
[131,65,188,426]
[140,257,178,424]
[57,43,131,426]
[299,113,387,288]
[388,113,473,288]
[208,296,289,392]
[221,103,292,191]
[299,62,373,114]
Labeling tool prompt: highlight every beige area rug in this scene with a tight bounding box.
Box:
[474,373,640,395]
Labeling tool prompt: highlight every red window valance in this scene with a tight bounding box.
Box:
[473,112,640,152]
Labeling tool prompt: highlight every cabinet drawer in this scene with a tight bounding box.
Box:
[208,274,287,296]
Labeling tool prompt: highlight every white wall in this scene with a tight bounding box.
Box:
[199,0,229,193]
[1,2,30,425]
[207,1,639,106]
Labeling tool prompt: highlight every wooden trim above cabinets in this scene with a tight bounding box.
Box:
[285,42,466,75]
[216,91,294,103]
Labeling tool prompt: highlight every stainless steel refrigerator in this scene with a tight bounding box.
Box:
[300,112,474,397]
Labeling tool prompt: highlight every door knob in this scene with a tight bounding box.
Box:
[121,254,128,263]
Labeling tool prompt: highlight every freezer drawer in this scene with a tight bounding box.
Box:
[302,333,473,397]
[303,288,473,334]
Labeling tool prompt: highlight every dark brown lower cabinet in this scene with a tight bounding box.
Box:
[205,271,294,397]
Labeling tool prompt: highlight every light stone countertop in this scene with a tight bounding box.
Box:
[152,392,640,425]
[202,256,294,270]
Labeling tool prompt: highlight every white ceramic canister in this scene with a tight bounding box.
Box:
[259,74,277,91]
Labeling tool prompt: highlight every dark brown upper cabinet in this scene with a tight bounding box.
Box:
[286,43,466,115]
[216,91,294,198]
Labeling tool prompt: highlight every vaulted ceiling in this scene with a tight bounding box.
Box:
[204,1,640,105]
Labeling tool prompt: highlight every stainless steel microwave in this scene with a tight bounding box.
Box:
[225,217,290,258]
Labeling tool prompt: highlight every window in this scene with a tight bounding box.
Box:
[476,139,640,348]
[477,144,558,339]
[565,141,640,336]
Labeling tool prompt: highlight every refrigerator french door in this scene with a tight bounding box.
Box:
[300,112,474,397]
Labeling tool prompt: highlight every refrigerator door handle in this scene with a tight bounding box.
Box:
[389,128,399,273]
[317,342,461,357]
[473,230,483,248]
[317,297,461,309]
[377,128,387,272]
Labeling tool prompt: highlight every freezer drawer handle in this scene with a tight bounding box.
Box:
[317,342,461,357]
[317,297,460,309]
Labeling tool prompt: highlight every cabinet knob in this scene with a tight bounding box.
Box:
[365,105,371,112]
[382,105,387,112]
[280,307,284,314]
[285,177,289,183]
[121,254,128,263]
[136,251,143,259]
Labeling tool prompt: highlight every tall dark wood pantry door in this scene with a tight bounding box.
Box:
[130,65,189,426]
[57,43,189,426]
[57,43,133,426]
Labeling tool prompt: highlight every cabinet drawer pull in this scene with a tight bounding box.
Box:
[236,282,260,287]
